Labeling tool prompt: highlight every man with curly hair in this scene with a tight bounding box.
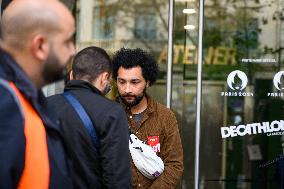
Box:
[113,47,184,189]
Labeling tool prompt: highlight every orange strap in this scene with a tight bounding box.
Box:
[9,83,50,189]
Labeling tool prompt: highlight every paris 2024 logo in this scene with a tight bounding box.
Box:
[221,70,253,97]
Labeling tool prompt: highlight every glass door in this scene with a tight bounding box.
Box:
[167,0,284,188]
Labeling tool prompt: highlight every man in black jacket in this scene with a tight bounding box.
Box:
[47,46,132,189]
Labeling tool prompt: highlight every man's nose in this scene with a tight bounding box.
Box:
[125,83,132,93]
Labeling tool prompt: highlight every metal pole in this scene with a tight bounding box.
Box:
[166,0,174,108]
[194,0,204,189]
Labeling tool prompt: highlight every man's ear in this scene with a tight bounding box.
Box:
[101,72,110,84]
[69,70,74,80]
[146,81,150,88]
[31,35,49,61]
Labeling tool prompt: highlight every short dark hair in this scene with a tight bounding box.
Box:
[112,48,159,86]
[72,46,112,82]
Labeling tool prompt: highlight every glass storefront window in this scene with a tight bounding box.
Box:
[172,0,284,189]
[134,7,157,40]
[76,0,168,54]
[93,5,114,39]
[170,0,284,189]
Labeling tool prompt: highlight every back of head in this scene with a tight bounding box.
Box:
[112,48,159,86]
[0,0,73,51]
[72,46,112,82]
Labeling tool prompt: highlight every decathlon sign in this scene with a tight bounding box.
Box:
[221,120,284,138]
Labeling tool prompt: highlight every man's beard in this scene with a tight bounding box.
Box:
[42,50,71,84]
[119,87,146,107]
[102,82,112,95]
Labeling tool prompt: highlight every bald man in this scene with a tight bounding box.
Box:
[0,0,75,188]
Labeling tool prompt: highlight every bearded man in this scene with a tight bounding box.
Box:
[113,47,184,189]
[0,0,76,188]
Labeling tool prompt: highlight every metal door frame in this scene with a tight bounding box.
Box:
[166,1,204,189]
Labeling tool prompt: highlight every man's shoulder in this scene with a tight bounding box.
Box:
[46,93,63,100]
[152,99,175,116]
[0,83,24,125]
[0,79,22,109]
[46,93,65,105]
[102,97,125,113]
[46,93,70,117]
[73,91,125,116]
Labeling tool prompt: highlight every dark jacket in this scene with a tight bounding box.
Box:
[47,80,132,189]
[0,49,73,188]
[117,95,184,189]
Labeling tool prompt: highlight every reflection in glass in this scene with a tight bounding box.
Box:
[172,0,284,189]
[93,6,114,39]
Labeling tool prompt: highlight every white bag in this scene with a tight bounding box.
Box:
[129,133,164,180]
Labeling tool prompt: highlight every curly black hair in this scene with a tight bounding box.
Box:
[112,48,159,86]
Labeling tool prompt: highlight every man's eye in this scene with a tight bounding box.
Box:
[132,81,139,85]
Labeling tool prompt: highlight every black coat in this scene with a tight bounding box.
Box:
[0,49,73,188]
[47,80,132,189]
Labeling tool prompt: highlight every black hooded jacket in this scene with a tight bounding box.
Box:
[47,80,132,189]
